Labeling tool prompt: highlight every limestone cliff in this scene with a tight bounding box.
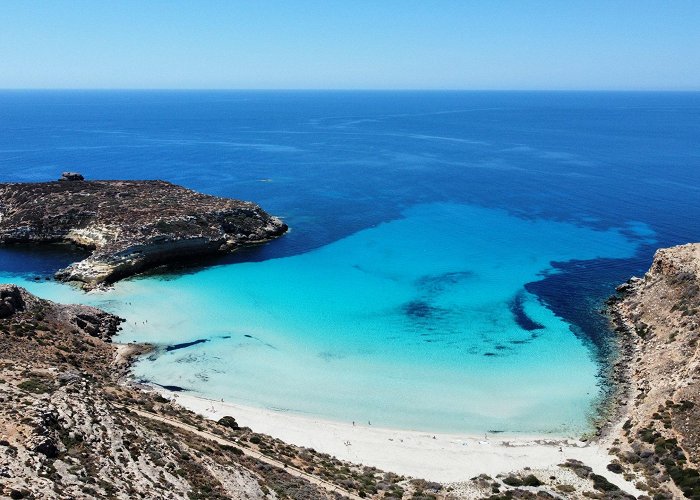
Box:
[608,243,700,499]
[0,178,287,289]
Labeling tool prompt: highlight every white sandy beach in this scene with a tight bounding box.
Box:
[153,388,641,496]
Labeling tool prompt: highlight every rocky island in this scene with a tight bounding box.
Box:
[0,174,288,289]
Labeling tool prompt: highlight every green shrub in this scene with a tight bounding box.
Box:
[17,377,52,394]
[522,474,542,487]
[217,416,239,430]
[502,475,523,487]
[591,473,619,492]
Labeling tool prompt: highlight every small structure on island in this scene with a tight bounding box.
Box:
[59,172,85,182]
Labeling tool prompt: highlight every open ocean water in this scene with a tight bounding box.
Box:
[1,91,699,435]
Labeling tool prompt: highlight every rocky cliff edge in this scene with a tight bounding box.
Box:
[0,179,288,289]
[608,243,700,499]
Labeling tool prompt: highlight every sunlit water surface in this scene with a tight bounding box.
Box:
[1,91,698,434]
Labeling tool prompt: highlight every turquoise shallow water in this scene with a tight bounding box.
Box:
[1,202,650,434]
[3,91,697,435]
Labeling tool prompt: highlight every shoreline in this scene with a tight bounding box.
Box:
[70,242,700,497]
[600,244,700,498]
[0,177,287,289]
[146,385,641,493]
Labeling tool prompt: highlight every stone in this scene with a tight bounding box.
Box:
[0,287,23,318]
[0,299,15,318]
[33,438,59,458]
[59,171,84,181]
[218,415,240,430]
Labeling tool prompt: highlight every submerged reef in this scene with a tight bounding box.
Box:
[508,290,544,332]
[0,175,287,289]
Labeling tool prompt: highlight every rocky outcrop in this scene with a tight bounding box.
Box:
[0,178,287,289]
[0,285,24,318]
[59,172,84,182]
[608,243,700,499]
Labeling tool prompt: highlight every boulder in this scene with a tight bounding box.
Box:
[218,416,240,430]
[0,285,24,318]
[59,172,85,181]
[0,299,15,318]
[33,438,59,458]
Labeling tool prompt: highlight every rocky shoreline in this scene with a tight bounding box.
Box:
[0,175,288,289]
[604,243,700,499]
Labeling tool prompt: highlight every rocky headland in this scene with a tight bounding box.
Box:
[607,243,700,499]
[0,175,288,289]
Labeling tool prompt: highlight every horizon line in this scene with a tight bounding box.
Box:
[0,87,699,93]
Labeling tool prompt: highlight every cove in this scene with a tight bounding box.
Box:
[0,203,650,435]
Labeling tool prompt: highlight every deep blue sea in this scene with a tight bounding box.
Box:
[1,91,699,435]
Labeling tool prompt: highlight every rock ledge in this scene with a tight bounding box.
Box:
[0,178,288,289]
[607,243,700,499]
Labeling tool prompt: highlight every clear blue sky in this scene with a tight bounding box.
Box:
[1,0,699,90]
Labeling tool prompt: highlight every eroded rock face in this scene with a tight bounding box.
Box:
[0,284,124,341]
[0,179,288,289]
[608,243,700,499]
[0,286,24,319]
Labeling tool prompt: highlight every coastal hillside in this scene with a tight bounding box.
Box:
[0,284,352,499]
[609,243,700,499]
[0,176,288,289]
[0,283,646,500]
